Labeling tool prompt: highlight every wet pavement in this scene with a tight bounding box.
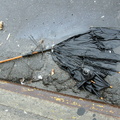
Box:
[0,0,120,105]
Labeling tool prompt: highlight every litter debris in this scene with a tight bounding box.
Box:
[101,15,105,18]
[38,75,42,80]
[6,33,11,40]
[0,21,3,30]
[51,69,55,75]
[24,111,27,114]
[20,78,25,85]
[110,86,113,88]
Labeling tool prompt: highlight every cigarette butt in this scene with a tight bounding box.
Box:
[117,72,120,74]
[100,97,104,100]
[91,80,95,83]
[0,21,3,30]
[51,69,55,75]
[110,86,113,88]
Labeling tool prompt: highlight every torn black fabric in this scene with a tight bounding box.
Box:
[52,27,120,98]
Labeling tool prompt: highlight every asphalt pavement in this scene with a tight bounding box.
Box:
[0,0,120,106]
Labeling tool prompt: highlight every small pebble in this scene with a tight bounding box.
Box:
[24,111,27,114]
[5,109,8,112]
[51,69,55,75]
[38,75,42,79]
[101,15,105,18]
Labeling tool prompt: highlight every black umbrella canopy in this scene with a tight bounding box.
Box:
[52,27,120,98]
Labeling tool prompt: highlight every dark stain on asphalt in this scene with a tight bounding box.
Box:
[93,114,96,117]
[77,107,86,116]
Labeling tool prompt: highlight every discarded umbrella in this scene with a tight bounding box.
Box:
[52,27,120,99]
[0,27,120,99]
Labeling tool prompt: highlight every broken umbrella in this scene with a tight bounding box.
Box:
[0,27,120,99]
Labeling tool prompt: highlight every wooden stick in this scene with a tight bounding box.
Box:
[0,56,22,64]
[0,48,52,64]
[0,50,41,64]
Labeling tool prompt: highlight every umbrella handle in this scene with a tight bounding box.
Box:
[0,56,22,64]
[0,48,52,64]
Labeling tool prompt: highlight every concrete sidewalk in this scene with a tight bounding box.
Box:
[0,104,50,120]
[0,80,120,120]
